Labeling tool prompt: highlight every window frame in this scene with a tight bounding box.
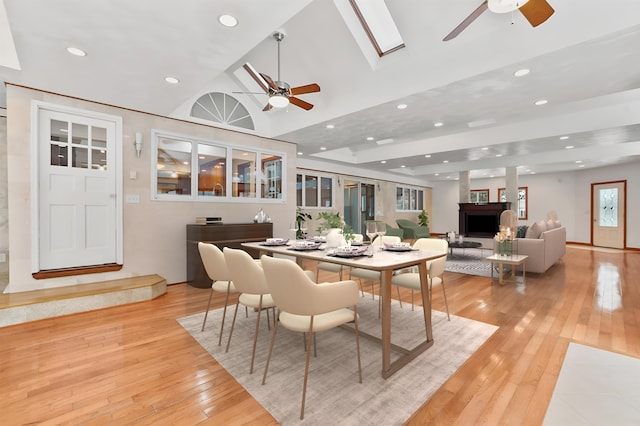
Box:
[396,185,424,212]
[348,0,405,57]
[151,129,286,203]
[498,186,528,220]
[470,189,490,204]
[296,171,335,208]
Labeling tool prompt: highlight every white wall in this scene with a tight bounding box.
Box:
[6,86,298,292]
[430,161,640,248]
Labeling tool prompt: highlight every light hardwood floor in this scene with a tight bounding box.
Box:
[1,246,638,425]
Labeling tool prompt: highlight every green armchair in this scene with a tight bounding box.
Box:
[396,219,430,240]
[385,223,405,239]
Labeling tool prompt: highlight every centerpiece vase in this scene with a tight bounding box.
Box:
[326,228,344,248]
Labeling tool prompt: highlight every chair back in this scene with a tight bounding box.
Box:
[261,255,358,316]
[223,247,268,295]
[372,235,401,247]
[413,238,448,253]
[198,242,230,281]
[429,255,447,278]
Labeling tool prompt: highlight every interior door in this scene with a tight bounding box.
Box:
[592,181,625,249]
[37,107,119,270]
[343,180,375,236]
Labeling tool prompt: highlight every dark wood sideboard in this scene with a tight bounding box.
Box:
[186,223,273,288]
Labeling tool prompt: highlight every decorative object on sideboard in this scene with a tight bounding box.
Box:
[253,208,271,223]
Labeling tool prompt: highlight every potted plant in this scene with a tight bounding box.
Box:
[295,207,312,239]
[316,211,344,234]
[342,223,355,245]
[418,210,429,228]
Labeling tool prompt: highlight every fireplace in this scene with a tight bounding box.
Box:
[459,202,510,238]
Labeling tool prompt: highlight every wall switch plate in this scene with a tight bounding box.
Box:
[125,194,140,203]
[0,253,5,262]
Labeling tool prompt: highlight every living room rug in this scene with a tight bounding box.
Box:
[445,247,494,277]
[178,294,498,425]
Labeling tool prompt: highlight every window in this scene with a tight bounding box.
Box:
[190,92,254,130]
[153,130,285,202]
[499,187,528,220]
[349,0,405,57]
[296,172,334,208]
[396,185,424,212]
[470,189,489,204]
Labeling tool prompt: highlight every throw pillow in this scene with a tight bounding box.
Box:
[516,225,528,238]
[524,222,539,239]
[546,219,556,230]
[536,220,548,237]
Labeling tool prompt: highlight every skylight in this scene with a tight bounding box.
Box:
[348,0,405,57]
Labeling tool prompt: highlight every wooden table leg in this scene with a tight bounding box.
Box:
[380,269,393,377]
[498,262,504,284]
[418,261,433,342]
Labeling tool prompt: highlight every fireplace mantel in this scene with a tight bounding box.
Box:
[458,202,511,237]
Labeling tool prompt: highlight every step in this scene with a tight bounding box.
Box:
[0,274,167,328]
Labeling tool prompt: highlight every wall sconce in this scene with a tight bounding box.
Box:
[377,183,381,192]
[337,177,342,187]
[134,132,143,158]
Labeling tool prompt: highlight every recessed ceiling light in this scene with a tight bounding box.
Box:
[565,145,574,149]
[514,68,530,77]
[366,136,374,141]
[297,152,303,155]
[165,76,180,84]
[435,173,440,176]
[326,124,335,129]
[218,14,238,27]
[199,156,205,159]
[400,165,406,168]
[481,147,489,151]
[443,160,449,164]
[396,104,407,110]
[578,164,585,168]
[559,136,569,140]
[380,160,387,164]
[446,176,451,179]
[66,47,86,57]
[183,161,189,165]
[575,160,582,164]
[534,99,548,106]
[320,147,326,151]
[424,154,431,158]
[530,171,536,174]
[496,154,502,157]
[434,122,443,127]
[490,175,495,178]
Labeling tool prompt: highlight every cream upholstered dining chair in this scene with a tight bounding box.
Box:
[391,254,450,320]
[391,238,449,310]
[198,242,239,345]
[223,247,276,374]
[349,235,403,307]
[260,255,362,420]
[315,233,363,282]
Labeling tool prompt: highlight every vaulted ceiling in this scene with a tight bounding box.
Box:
[2,0,639,182]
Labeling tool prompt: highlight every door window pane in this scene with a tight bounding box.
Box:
[599,188,618,227]
[320,177,332,207]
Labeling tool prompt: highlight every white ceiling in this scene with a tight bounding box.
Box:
[2,0,640,182]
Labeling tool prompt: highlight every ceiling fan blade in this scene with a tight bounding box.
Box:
[262,102,273,112]
[518,0,554,27]
[443,1,489,41]
[242,63,268,93]
[260,73,280,91]
[290,83,320,96]
[289,97,314,110]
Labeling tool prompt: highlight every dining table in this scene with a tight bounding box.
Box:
[242,241,444,379]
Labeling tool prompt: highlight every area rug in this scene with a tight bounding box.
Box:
[445,247,494,277]
[178,294,498,425]
[543,343,640,425]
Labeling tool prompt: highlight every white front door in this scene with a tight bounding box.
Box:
[592,181,625,249]
[36,106,121,270]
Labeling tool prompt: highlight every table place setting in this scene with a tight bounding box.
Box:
[260,238,289,246]
[326,245,370,258]
[382,241,415,252]
[287,240,324,251]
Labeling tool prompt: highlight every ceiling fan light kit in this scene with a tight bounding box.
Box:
[239,31,320,111]
[444,0,554,41]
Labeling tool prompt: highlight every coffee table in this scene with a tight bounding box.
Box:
[485,254,528,284]
[448,240,482,256]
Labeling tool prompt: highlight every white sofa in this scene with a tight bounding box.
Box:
[516,224,566,274]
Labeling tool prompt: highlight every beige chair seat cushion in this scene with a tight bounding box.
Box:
[390,273,421,290]
[279,309,358,333]
[212,280,236,293]
[317,262,344,272]
[238,293,275,309]
[349,268,380,281]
